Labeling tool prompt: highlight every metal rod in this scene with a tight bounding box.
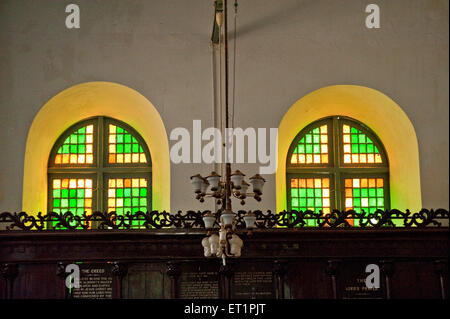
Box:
[223,0,232,212]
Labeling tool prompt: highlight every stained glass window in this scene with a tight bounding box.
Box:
[290,124,329,165]
[286,116,389,226]
[108,124,147,164]
[48,117,152,229]
[342,124,383,164]
[290,177,331,226]
[54,125,94,164]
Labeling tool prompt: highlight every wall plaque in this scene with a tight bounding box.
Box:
[341,261,383,299]
[178,271,219,299]
[68,263,113,299]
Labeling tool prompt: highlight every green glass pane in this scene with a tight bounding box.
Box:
[354,198,361,207]
[300,199,307,207]
[77,189,84,197]
[132,188,139,197]
[292,198,299,207]
[53,199,61,208]
[315,198,322,207]
[63,145,70,154]
[377,188,384,197]
[132,198,139,206]
[313,145,320,154]
[351,135,358,143]
[69,189,76,197]
[132,144,139,153]
[367,144,374,153]
[360,144,367,153]
[61,199,69,207]
[70,145,77,153]
[124,188,131,197]
[305,145,313,153]
[369,198,377,206]
[361,189,368,197]
[351,127,358,133]
[124,198,131,206]
[78,145,85,153]
[369,188,376,197]
[313,128,320,134]
[299,138,305,144]
[77,199,84,207]
[140,188,147,197]
[374,146,379,153]
[117,134,124,143]
[70,135,77,144]
[353,189,360,197]
[307,198,314,207]
[299,189,306,197]
[117,144,124,153]
[117,127,123,133]
[132,137,138,143]
[299,145,305,153]
[139,146,144,153]
[352,144,359,153]
[314,189,321,197]
[291,189,298,197]
[53,189,61,198]
[117,188,124,197]
[69,199,77,207]
[124,134,132,143]
[79,127,85,133]
[132,207,139,213]
[78,135,85,144]
[313,135,320,144]
[305,135,312,144]
[116,208,124,214]
[61,189,69,197]
[307,189,314,197]
[124,144,132,153]
[377,198,384,207]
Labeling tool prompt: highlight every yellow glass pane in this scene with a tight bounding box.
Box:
[291,179,298,188]
[290,155,297,164]
[132,179,139,188]
[86,125,94,134]
[299,154,306,163]
[322,154,328,163]
[53,179,61,189]
[109,154,116,163]
[109,135,116,143]
[69,179,77,188]
[360,179,368,188]
[109,179,116,188]
[343,125,350,133]
[116,179,123,187]
[132,153,139,163]
[367,154,375,163]
[299,179,306,188]
[140,154,147,163]
[55,155,62,164]
[77,179,84,188]
[369,179,376,188]
[124,154,132,163]
[320,125,327,134]
[361,198,369,207]
[377,178,384,187]
[375,154,382,163]
[352,154,359,163]
[343,144,351,153]
[320,135,328,143]
[108,189,115,197]
[306,154,313,164]
[140,178,147,187]
[314,179,321,188]
[117,154,124,163]
[109,124,116,133]
[343,135,350,143]
[307,179,314,188]
[70,154,77,164]
[322,178,329,188]
[86,155,93,164]
[313,154,320,163]
[360,154,367,163]
[353,179,360,188]
[86,134,93,143]
[109,145,116,153]
[78,154,85,163]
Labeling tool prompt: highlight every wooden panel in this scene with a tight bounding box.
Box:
[122,263,170,299]
[12,264,60,299]
[286,260,329,299]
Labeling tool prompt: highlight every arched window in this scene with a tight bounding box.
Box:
[48,116,152,227]
[286,116,389,226]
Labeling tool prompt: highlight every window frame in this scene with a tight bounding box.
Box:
[47,116,152,216]
[286,116,389,213]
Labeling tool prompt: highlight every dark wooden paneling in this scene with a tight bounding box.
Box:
[12,264,59,299]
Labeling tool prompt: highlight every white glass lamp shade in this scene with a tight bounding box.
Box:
[250,174,266,195]
[243,213,256,229]
[239,181,249,197]
[203,214,216,229]
[221,211,235,226]
[231,170,245,189]
[190,174,203,193]
[206,172,221,191]
[200,179,209,194]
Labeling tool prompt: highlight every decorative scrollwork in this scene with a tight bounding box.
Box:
[0,209,448,231]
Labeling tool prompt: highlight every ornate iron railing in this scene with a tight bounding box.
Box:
[0,209,448,231]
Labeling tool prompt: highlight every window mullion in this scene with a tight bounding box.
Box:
[332,117,342,211]
[97,117,105,212]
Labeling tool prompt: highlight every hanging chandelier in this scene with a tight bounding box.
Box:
[190,0,266,265]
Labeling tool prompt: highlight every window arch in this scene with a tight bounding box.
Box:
[286,116,390,225]
[48,116,152,226]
